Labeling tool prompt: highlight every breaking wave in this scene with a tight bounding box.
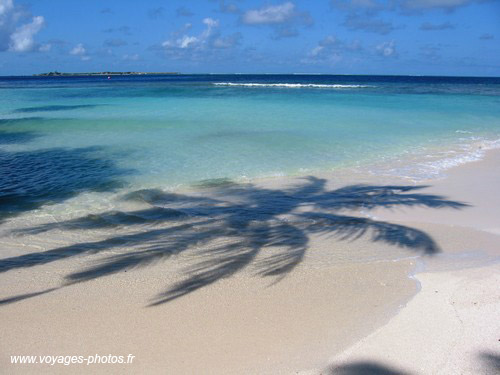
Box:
[213,82,374,89]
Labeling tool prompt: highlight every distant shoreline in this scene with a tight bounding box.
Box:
[21,72,500,78]
[33,71,181,77]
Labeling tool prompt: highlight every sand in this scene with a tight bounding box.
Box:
[1,150,499,374]
[310,149,500,375]
[321,265,500,375]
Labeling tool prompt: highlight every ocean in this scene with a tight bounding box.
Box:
[1,74,500,265]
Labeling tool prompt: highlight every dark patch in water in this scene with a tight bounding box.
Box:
[0,146,132,222]
[0,117,46,126]
[121,189,169,204]
[0,130,40,145]
[121,188,221,209]
[191,178,237,189]
[13,104,100,113]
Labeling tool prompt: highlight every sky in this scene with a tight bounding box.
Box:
[0,0,499,76]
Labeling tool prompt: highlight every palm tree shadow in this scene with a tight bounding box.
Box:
[0,144,132,223]
[479,352,500,373]
[326,352,500,374]
[326,360,412,374]
[0,177,468,306]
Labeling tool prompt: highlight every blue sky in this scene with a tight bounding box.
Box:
[0,0,499,76]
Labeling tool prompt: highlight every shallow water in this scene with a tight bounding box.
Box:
[2,75,500,189]
[1,74,499,275]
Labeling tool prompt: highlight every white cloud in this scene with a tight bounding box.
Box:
[304,35,363,64]
[241,2,312,39]
[8,15,44,52]
[178,35,198,49]
[199,17,219,41]
[242,2,296,25]
[203,17,218,28]
[376,40,397,57]
[70,43,86,55]
[1,0,45,52]
[70,43,91,60]
[160,17,239,60]
[0,0,14,16]
[162,18,218,50]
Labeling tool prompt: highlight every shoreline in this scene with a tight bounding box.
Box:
[1,149,499,373]
[118,131,500,196]
[320,263,500,375]
[307,148,500,374]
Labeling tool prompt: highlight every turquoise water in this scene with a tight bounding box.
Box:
[1,75,500,295]
[1,75,500,214]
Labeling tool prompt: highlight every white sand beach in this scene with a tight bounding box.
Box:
[1,0,499,373]
[312,149,500,375]
[1,150,499,374]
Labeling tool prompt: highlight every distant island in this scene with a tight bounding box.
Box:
[34,71,180,77]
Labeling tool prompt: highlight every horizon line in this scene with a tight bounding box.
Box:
[1,72,499,79]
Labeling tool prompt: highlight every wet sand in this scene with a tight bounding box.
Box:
[1,150,499,374]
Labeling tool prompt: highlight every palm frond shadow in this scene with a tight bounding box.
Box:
[479,352,500,373]
[0,145,132,223]
[327,360,412,375]
[1,177,468,306]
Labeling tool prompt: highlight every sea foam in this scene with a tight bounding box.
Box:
[213,82,373,88]
[366,136,500,182]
